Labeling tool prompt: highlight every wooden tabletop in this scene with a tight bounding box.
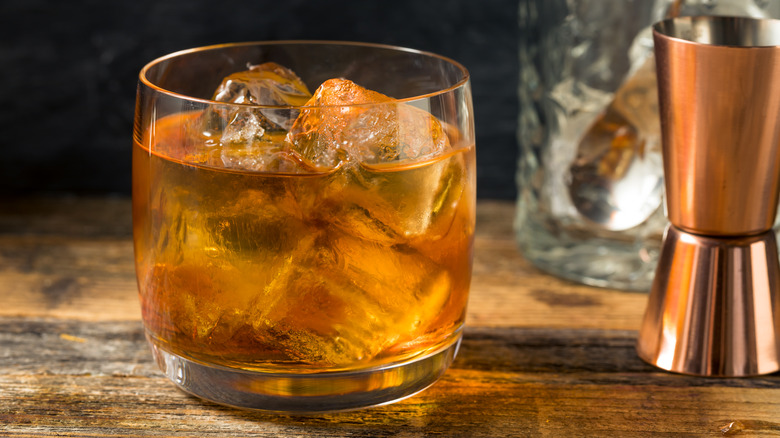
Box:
[1,197,779,437]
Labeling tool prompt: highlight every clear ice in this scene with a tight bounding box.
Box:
[202,62,312,171]
[286,78,451,170]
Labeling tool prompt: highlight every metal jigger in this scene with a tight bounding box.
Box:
[637,16,780,376]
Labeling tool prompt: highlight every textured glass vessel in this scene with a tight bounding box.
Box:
[515,0,780,291]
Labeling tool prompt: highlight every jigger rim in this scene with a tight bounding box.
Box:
[654,15,780,49]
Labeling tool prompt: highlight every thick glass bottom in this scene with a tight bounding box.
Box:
[514,200,663,291]
[147,331,461,414]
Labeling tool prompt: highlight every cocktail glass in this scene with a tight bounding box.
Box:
[132,41,475,413]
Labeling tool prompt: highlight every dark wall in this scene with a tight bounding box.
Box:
[2,0,518,199]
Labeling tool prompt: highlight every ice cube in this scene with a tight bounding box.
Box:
[220,110,266,144]
[249,231,451,366]
[142,262,255,344]
[286,78,451,170]
[218,125,302,173]
[204,187,309,260]
[283,78,462,241]
[196,63,312,171]
[213,62,312,131]
[293,149,467,246]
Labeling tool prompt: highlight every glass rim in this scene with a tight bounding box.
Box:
[138,40,471,109]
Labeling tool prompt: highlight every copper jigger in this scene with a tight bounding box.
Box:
[636,16,780,376]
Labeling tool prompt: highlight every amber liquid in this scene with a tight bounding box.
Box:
[133,112,475,372]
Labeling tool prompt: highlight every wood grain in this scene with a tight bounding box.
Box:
[2,318,779,437]
[0,197,647,329]
[5,373,780,437]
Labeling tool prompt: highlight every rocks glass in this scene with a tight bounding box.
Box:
[132,42,476,413]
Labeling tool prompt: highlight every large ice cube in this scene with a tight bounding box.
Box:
[204,187,309,261]
[213,62,312,130]
[197,62,312,171]
[248,230,451,366]
[286,78,451,170]
[314,153,467,244]
[142,262,258,346]
[284,78,463,241]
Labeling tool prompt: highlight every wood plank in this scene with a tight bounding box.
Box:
[0,234,141,321]
[0,197,647,329]
[1,318,779,436]
[0,196,132,238]
[5,318,780,389]
[3,374,780,437]
[469,237,647,330]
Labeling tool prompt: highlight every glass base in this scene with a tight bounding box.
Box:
[514,201,662,291]
[517,239,657,291]
[147,332,461,414]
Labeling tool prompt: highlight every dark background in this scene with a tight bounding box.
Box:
[1,0,518,199]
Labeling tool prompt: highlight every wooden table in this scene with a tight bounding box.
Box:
[2,197,779,436]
